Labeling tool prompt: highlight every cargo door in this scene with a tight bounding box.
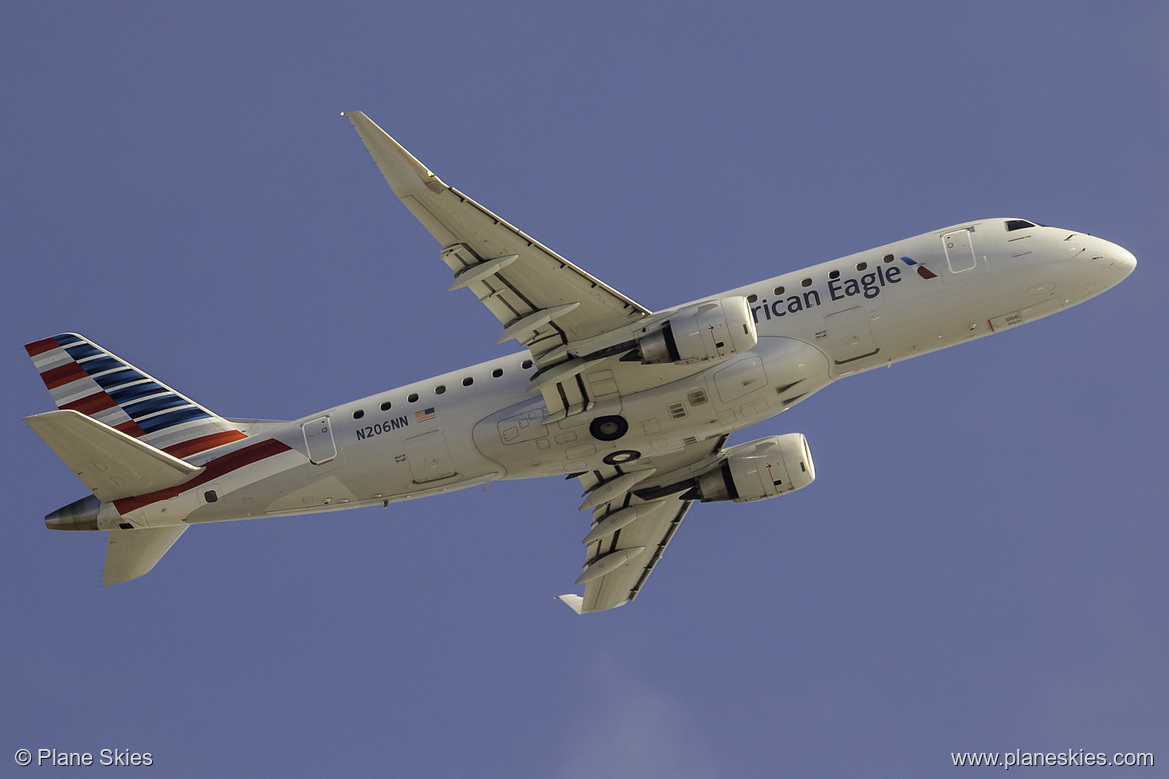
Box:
[824,306,879,367]
[404,430,456,483]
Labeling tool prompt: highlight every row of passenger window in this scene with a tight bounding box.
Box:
[351,359,534,419]
[747,254,898,303]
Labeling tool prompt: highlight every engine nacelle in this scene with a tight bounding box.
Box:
[689,434,815,503]
[637,296,758,365]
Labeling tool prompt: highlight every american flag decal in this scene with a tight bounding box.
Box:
[415,408,436,423]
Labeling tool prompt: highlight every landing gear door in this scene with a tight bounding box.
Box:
[302,415,337,465]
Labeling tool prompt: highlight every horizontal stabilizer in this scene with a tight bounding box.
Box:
[104,525,188,585]
[26,410,204,502]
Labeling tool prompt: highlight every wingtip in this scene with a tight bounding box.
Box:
[344,111,446,195]
[557,594,585,615]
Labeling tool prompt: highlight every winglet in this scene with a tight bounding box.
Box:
[342,111,447,196]
[556,594,585,615]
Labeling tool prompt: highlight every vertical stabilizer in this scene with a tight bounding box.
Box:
[25,333,247,459]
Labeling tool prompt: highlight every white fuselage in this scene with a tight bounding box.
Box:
[105,220,1135,531]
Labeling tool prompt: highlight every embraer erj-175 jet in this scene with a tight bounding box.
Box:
[25,113,1136,613]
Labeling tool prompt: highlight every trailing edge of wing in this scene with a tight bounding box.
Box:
[25,410,204,502]
[104,525,188,585]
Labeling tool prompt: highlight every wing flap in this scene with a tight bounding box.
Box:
[103,525,188,585]
[562,465,694,613]
[25,410,204,502]
[559,438,727,613]
[578,495,692,613]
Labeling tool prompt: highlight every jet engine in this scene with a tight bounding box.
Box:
[686,434,815,502]
[636,296,758,365]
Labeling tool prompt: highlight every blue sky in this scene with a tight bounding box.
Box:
[3,3,1166,775]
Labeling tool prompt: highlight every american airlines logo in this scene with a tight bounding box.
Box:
[898,255,938,279]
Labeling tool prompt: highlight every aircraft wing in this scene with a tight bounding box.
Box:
[344,112,651,365]
[561,487,693,614]
[559,438,725,614]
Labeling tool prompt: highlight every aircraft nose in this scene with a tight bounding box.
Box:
[1112,244,1137,278]
[1100,240,1137,285]
[1076,234,1136,286]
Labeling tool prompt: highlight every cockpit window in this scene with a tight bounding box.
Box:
[1006,219,1037,231]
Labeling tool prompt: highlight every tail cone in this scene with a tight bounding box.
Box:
[46,494,100,531]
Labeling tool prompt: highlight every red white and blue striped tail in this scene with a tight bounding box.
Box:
[24,333,248,460]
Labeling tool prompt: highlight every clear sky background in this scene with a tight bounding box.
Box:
[3,3,1166,776]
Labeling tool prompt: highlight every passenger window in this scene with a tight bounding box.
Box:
[380,401,392,411]
[492,368,503,378]
[462,377,473,387]
[435,385,446,395]
[353,410,364,420]
[856,262,867,271]
[408,392,419,403]
[521,359,533,369]
[801,278,812,288]
[829,270,840,280]
[773,285,785,295]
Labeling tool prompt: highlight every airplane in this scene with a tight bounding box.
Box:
[24,112,1136,613]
